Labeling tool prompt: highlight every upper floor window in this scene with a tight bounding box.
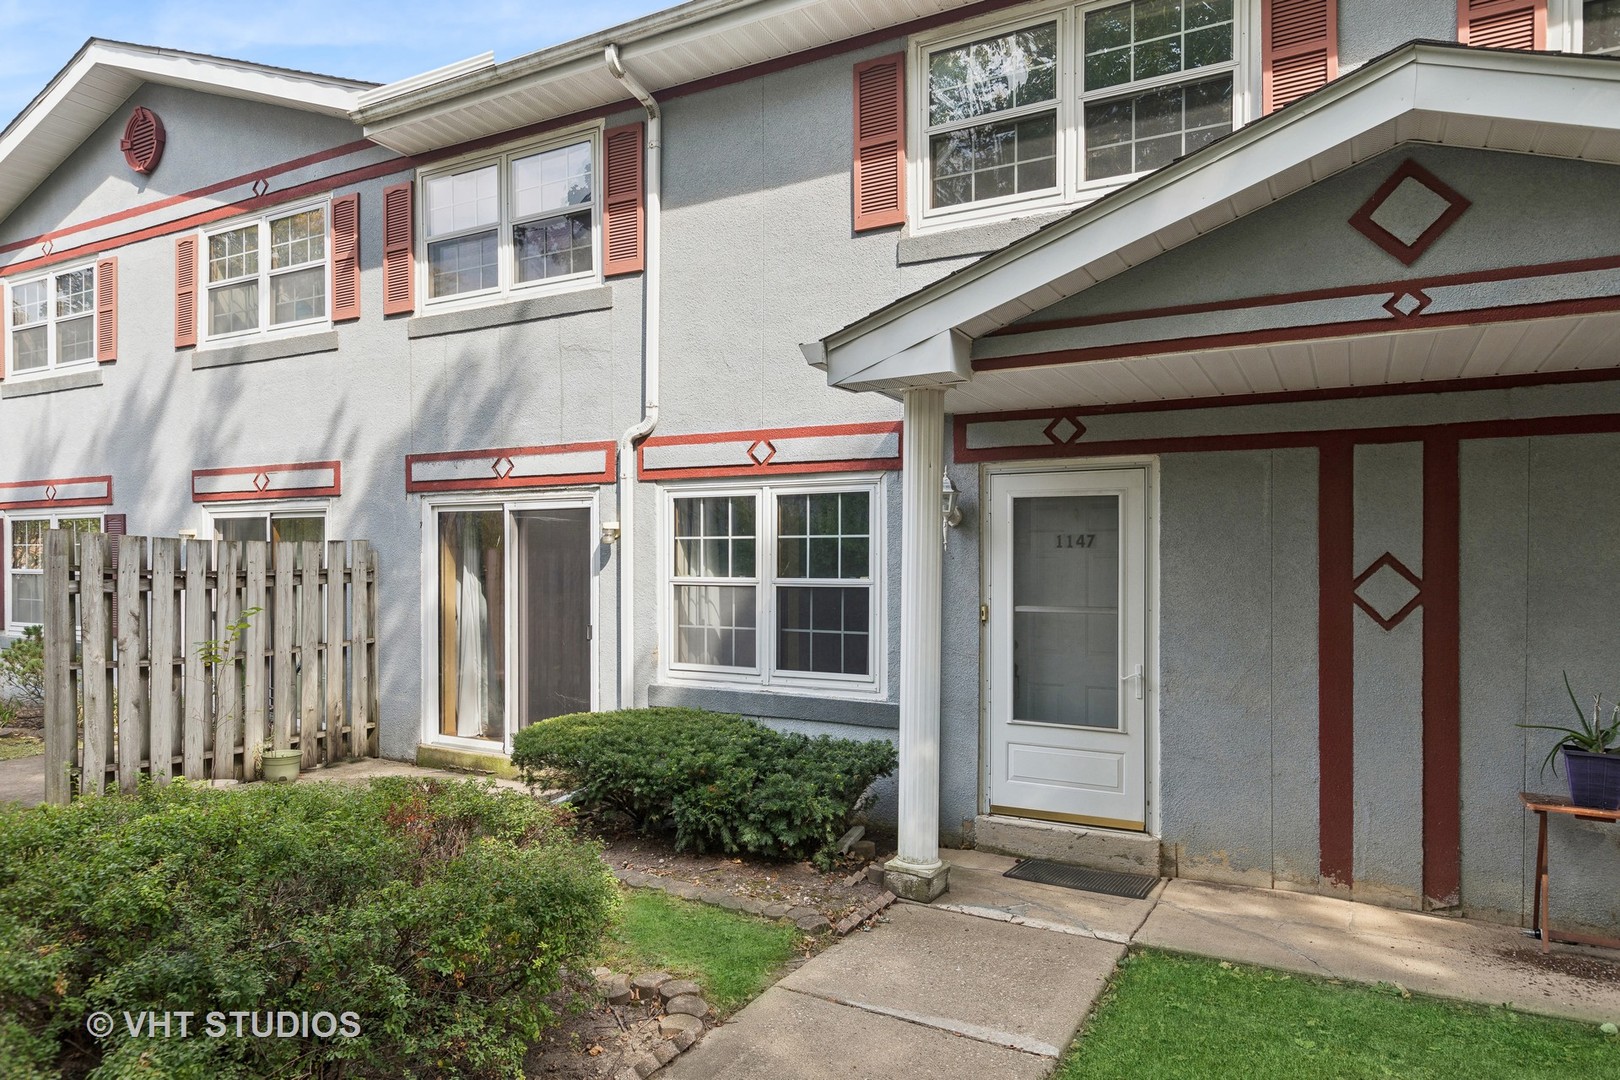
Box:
[9,263,96,375]
[1579,0,1620,52]
[204,203,327,341]
[421,132,598,304]
[916,0,1245,227]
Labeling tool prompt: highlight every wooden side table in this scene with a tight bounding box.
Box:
[1520,792,1620,953]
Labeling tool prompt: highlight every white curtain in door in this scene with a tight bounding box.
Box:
[456,528,490,737]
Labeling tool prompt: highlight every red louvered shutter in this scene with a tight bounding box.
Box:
[95,256,118,363]
[382,181,415,316]
[105,514,126,636]
[330,193,360,322]
[175,236,198,348]
[852,54,906,232]
[1263,0,1338,113]
[1458,0,1545,49]
[602,123,646,276]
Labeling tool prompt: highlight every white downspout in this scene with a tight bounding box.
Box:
[606,44,660,709]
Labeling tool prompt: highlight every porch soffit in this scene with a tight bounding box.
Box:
[812,44,1620,398]
[0,40,372,226]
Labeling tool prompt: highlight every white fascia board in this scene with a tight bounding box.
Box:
[87,42,367,115]
[827,328,972,390]
[818,46,1620,384]
[358,53,495,111]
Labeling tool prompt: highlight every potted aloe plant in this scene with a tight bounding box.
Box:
[1519,674,1620,810]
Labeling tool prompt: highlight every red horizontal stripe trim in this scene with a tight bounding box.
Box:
[191,459,341,480]
[0,140,378,257]
[973,294,1620,372]
[193,485,340,503]
[638,457,903,481]
[988,252,1620,338]
[404,441,617,494]
[641,420,901,449]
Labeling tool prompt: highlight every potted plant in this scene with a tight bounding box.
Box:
[1519,674,1620,809]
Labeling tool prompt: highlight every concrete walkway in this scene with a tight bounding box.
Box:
[664,848,1620,1080]
[0,752,45,807]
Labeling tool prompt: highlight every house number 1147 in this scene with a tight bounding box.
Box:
[1056,534,1096,548]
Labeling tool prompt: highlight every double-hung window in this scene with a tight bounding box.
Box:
[422,132,599,304]
[917,0,1244,226]
[204,203,328,340]
[667,481,882,692]
[7,515,101,628]
[1558,0,1620,52]
[8,263,96,375]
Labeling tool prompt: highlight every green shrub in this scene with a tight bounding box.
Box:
[0,626,44,707]
[511,708,897,865]
[0,778,618,1079]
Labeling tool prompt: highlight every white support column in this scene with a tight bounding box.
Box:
[884,386,950,902]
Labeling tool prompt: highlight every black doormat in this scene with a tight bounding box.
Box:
[1002,859,1159,900]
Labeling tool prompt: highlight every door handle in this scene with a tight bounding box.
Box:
[1120,664,1144,701]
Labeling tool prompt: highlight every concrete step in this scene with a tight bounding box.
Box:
[972,814,1163,877]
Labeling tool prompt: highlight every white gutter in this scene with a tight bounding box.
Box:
[606,43,661,710]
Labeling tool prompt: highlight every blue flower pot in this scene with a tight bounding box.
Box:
[1563,747,1620,810]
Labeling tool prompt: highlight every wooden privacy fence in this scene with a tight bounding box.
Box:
[42,532,379,804]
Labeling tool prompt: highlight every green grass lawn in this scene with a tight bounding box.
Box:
[1057,949,1619,1080]
[0,733,43,760]
[606,888,803,1014]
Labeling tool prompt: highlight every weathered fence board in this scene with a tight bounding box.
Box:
[41,533,380,802]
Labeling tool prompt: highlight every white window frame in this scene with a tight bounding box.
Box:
[1549,0,1620,53]
[908,0,1256,234]
[5,512,103,631]
[5,260,99,378]
[204,503,330,547]
[658,476,887,698]
[417,491,602,756]
[199,199,331,345]
[416,124,604,312]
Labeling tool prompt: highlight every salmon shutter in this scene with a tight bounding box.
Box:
[174,235,198,348]
[1262,0,1338,113]
[95,256,118,363]
[1458,0,1546,49]
[852,54,906,232]
[330,193,360,322]
[602,123,646,276]
[105,514,126,636]
[382,181,415,316]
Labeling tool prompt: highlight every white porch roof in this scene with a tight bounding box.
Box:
[805,43,1620,411]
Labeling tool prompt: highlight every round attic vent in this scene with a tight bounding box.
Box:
[120,107,165,175]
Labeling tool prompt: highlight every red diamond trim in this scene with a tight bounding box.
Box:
[1352,552,1425,631]
[40,239,53,257]
[492,456,516,479]
[252,473,270,492]
[746,440,777,466]
[1348,159,1471,267]
[1042,415,1087,445]
[43,485,57,501]
[251,178,270,198]
[1382,290,1433,320]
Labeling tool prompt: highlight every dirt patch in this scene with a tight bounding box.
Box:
[601,831,890,924]
[1496,944,1620,986]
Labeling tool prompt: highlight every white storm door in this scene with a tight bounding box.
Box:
[987,467,1148,830]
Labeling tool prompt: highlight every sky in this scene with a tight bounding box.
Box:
[0,0,673,127]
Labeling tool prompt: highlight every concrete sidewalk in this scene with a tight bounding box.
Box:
[0,752,44,807]
[664,848,1620,1080]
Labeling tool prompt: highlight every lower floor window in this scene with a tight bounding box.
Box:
[666,481,882,690]
[212,510,326,551]
[7,515,101,627]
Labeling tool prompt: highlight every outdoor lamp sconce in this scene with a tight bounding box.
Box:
[600,521,621,544]
[942,473,963,551]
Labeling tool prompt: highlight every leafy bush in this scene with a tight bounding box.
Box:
[0,778,618,1079]
[511,708,897,864]
[0,626,44,707]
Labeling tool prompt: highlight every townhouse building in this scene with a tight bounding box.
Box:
[4,0,1619,933]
